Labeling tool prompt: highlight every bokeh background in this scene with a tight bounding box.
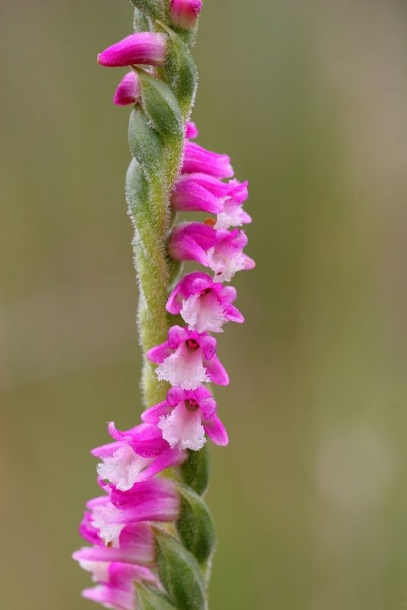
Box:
[1,0,407,608]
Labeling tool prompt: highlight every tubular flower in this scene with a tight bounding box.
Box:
[168,221,218,266]
[171,175,224,214]
[97,32,167,68]
[182,141,234,178]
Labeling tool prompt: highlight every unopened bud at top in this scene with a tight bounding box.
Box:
[98,32,167,68]
[169,0,202,30]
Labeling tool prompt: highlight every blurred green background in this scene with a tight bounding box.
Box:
[1,0,407,608]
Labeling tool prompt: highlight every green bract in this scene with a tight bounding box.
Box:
[136,584,179,610]
[156,532,207,610]
[176,484,216,567]
[130,0,167,22]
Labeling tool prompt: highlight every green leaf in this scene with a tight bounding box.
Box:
[130,0,166,21]
[155,531,206,610]
[176,485,216,566]
[179,445,210,496]
[138,70,183,139]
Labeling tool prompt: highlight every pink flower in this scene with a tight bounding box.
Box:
[98,32,167,68]
[73,522,155,566]
[113,71,141,106]
[82,562,159,610]
[167,272,243,333]
[168,222,217,266]
[171,175,223,214]
[207,229,255,282]
[182,142,234,178]
[142,386,228,450]
[147,325,229,389]
[214,179,252,229]
[91,422,185,490]
[88,478,180,547]
[177,173,234,198]
[169,0,202,30]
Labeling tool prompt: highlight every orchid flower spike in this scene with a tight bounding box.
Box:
[76,3,254,609]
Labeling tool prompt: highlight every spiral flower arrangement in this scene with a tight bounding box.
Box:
[73,1,254,608]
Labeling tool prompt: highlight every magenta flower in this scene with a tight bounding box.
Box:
[88,478,180,547]
[142,386,228,450]
[91,422,185,490]
[113,71,141,106]
[207,228,256,282]
[214,179,252,230]
[167,271,243,333]
[169,0,202,30]
[147,325,229,389]
[73,522,155,567]
[98,32,167,68]
[171,175,223,214]
[178,172,238,198]
[82,562,159,610]
[105,421,169,457]
[168,221,217,266]
[182,141,234,178]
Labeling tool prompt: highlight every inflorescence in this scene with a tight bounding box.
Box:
[74,2,254,608]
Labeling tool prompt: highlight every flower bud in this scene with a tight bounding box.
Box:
[113,71,141,106]
[169,0,202,30]
[98,32,167,68]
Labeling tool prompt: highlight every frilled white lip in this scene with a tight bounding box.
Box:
[181,291,227,333]
[97,445,152,492]
[155,343,210,390]
[158,403,206,451]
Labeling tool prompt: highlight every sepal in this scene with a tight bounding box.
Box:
[176,484,216,566]
[179,444,209,496]
[155,531,206,610]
